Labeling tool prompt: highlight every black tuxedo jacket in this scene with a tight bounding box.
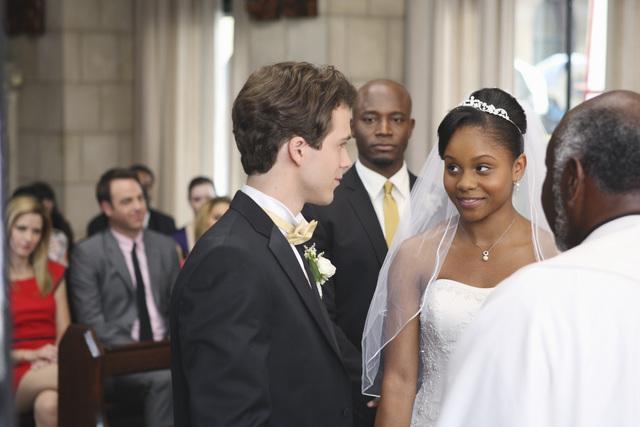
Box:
[86,209,176,237]
[303,166,417,375]
[171,191,353,427]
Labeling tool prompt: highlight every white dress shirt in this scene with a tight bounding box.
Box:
[241,185,322,296]
[354,160,411,240]
[437,215,640,427]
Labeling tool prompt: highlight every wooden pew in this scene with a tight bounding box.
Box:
[58,324,171,426]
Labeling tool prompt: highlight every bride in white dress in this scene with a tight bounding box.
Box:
[361,88,557,426]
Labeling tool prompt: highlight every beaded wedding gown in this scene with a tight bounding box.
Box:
[410,279,494,426]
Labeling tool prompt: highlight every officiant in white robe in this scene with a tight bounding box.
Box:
[436,90,640,427]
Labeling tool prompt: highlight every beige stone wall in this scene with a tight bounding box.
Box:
[324,0,405,86]
[7,0,134,239]
[241,0,405,86]
[229,0,407,190]
[7,0,406,239]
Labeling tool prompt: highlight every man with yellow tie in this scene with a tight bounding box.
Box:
[170,62,357,427]
[303,79,417,427]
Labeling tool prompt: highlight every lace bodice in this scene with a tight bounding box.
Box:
[411,279,494,426]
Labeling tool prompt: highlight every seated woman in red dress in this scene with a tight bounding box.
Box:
[8,196,70,427]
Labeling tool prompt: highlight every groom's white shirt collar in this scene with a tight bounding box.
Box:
[241,184,307,227]
[241,184,317,293]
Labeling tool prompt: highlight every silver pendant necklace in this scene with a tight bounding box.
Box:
[464,217,517,262]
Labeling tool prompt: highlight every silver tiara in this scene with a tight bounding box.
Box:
[459,96,522,133]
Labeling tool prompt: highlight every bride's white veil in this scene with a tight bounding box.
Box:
[361,97,557,396]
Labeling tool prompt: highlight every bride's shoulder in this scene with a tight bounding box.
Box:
[398,222,455,252]
[392,221,453,261]
[527,222,559,258]
[514,217,559,257]
[535,228,558,252]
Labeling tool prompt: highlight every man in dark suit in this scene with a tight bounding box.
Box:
[171,62,357,426]
[70,168,180,427]
[86,164,176,237]
[303,79,416,427]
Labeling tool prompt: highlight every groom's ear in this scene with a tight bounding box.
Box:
[287,136,307,167]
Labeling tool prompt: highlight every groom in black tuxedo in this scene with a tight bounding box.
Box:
[303,79,416,427]
[170,62,357,426]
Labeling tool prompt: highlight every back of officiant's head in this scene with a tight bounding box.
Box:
[542,90,640,250]
[231,61,356,175]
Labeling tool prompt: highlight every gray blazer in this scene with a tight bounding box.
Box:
[69,229,180,347]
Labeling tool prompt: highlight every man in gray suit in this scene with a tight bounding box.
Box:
[70,167,180,427]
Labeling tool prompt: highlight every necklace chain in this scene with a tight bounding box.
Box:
[462,217,517,262]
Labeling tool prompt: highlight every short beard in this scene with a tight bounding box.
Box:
[552,174,570,251]
[370,156,394,167]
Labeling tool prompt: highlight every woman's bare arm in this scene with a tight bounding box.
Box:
[375,315,420,427]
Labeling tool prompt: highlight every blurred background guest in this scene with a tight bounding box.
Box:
[70,168,178,427]
[86,164,177,237]
[12,182,74,266]
[173,176,216,258]
[193,196,231,243]
[8,196,70,427]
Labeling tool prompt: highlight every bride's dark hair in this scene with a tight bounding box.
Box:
[437,88,527,160]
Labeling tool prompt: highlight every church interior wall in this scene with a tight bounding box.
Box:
[5,0,639,239]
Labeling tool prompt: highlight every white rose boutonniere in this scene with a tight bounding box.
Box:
[303,244,336,286]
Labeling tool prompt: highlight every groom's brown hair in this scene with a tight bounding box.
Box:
[232,61,356,175]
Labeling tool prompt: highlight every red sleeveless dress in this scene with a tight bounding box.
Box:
[10,261,65,391]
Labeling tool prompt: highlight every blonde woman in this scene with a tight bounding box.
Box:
[173,176,216,257]
[8,196,70,427]
[194,196,231,242]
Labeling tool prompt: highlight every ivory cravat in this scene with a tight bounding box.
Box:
[265,209,319,293]
[383,181,399,247]
[264,210,317,245]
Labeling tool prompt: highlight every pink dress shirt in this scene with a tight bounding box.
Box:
[111,229,166,341]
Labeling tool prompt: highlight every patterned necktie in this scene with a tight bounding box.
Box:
[383,181,399,247]
[264,210,317,245]
[132,242,153,341]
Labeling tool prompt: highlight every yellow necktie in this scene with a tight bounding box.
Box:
[264,210,317,245]
[383,181,399,247]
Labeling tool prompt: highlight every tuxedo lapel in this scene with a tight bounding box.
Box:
[343,168,388,264]
[409,171,417,189]
[103,231,134,297]
[268,232,341,355]
[231,191,342,357]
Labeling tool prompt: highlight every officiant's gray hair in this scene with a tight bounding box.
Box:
[552,90,640,194]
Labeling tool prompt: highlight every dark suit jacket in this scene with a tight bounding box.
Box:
[171,191,353,427]
[303,166,417,375]
[86,209,177,237]
[69,229,180,347]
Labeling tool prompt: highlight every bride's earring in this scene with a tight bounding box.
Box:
[513,181,520,192]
